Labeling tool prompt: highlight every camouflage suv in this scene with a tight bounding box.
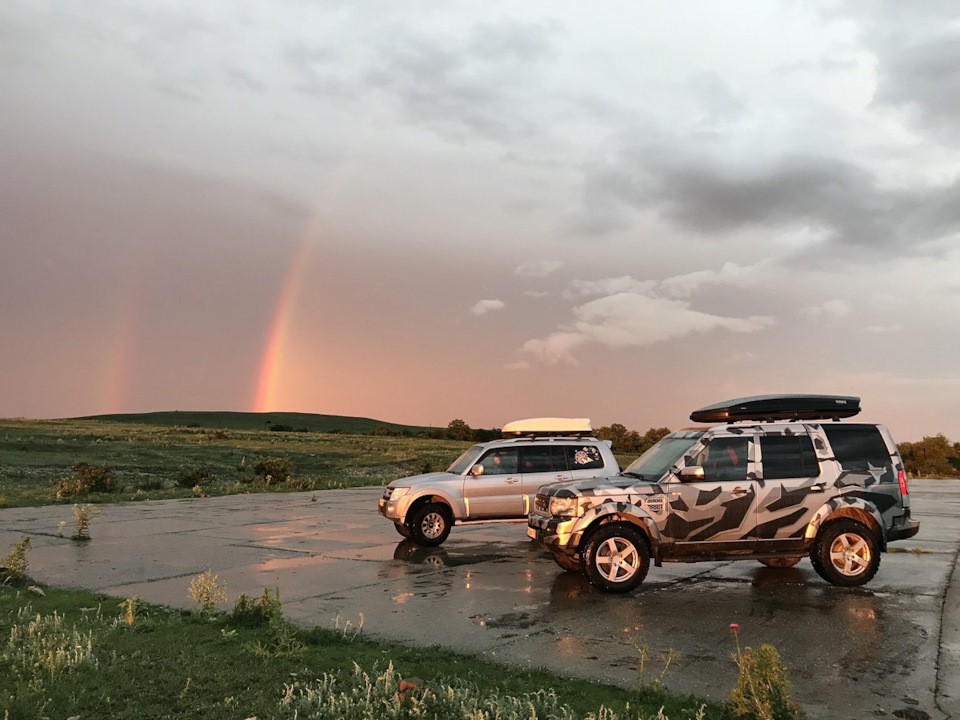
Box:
[379,418,620,546]
[528,395,920,593]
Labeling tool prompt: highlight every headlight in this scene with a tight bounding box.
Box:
[387,487,409,502]
[549,496,580,518]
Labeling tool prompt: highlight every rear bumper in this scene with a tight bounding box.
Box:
[887,519,920,542]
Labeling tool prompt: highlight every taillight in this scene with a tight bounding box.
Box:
[898,469,908,496]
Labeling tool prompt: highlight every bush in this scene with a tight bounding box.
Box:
[252,456,292,485]
[728,625,799,720]
[55,462,118,498]
[1,537,30,583]
[174,465,217,489]
[230,587,282,626]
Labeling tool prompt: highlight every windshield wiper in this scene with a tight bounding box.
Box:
[622,471,647,480]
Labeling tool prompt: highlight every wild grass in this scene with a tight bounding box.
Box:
[0,418,469,507]
[0,583,720,720]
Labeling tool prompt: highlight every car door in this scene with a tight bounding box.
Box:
[661,435,759,554]
[463,447,524,518]
[753,429,824,542]
[519,445,571,514]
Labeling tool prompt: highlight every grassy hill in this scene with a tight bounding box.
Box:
[76,410,435,435]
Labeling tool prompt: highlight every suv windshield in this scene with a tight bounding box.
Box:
[447,445,485,474]
[623,434,702,479]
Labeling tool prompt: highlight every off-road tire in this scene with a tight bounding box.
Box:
[550,551,581,573]
[581,523,650,593]
[408,503,452,547]
[758,556,802,568]
[812,519,880,587]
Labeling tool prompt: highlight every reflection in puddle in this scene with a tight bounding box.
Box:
[392,592,414,604]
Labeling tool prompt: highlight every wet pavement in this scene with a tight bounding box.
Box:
[1,479,958,720]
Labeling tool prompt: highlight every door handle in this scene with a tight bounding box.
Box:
[505,477,519,484]
[555,474,566,481]
[809,482,827,493]
[731,486,748,496]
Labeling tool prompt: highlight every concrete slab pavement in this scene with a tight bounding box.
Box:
[1,479,958,719]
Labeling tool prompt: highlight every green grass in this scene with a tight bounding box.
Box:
[0,583,718,720]
[0,418,470,508]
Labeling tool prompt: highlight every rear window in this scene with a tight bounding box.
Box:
[565,444,605,471]
[822,425,891,472]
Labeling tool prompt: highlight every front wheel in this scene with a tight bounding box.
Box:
[581,524,650,593]
[408,503,452,546]
[812,519,880,587]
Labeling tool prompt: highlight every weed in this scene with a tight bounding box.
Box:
[727,624,799,720]
[630,636,680,693]
[71,504,99,540]
[333,612,365,641]
[2,607,94,688]
[1,537,30,583]
[119,596,139,627]
[188,570,228,613]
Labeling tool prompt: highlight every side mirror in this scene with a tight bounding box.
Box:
[679,466,704,482]
[470,464,485,476]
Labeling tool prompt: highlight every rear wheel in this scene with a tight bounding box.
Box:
[758,556,802,568]
[812,519,880,586]
[408,503,452,547]
[581,524,650,593]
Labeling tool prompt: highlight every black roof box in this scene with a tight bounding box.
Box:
[689,394,861,423]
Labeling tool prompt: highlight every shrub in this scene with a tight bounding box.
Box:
[174,465,216,489]
[230,587,282,626]
[252,456,292,485]
[727,624,799,720]
[55,461,118,498]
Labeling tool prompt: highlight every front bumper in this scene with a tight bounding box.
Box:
[527,512,580,551]
[378,496,406,522]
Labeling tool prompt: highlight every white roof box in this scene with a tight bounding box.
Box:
[501,417,593,437]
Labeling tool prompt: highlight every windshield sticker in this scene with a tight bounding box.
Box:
[574,447,600,465]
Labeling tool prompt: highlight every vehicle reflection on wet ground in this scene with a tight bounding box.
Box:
[1,479,957,720]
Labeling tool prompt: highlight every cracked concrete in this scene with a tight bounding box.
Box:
[1,478,957,719]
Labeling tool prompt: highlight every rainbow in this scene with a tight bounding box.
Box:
[253,229,314,413]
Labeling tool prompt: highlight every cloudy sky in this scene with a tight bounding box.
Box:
[2,1,959,442]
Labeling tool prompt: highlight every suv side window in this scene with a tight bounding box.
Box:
[478,448,519,475]
[565,444,604,471]
[695,438,749,482]
[760,434,820,479]
[822,425,890,472]
[520,445,567,473]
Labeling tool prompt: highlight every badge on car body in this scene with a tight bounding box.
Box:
[646,497,665,514]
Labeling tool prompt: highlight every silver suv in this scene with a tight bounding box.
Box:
[528,395,920,593]
[378,419,620,546]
